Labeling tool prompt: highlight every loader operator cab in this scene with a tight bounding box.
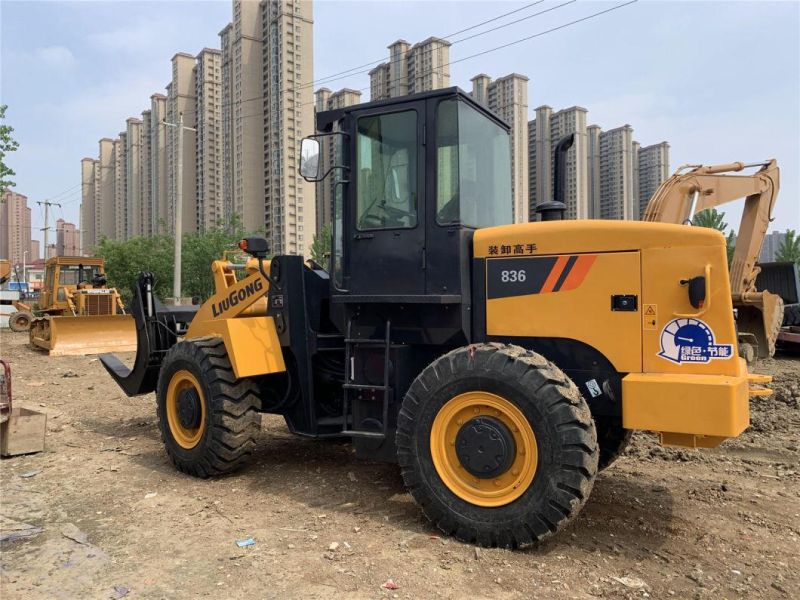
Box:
[303,88,512,302]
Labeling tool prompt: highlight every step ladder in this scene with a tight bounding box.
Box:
[340,319,391,439]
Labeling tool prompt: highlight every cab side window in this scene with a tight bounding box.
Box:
[356,110,418,230]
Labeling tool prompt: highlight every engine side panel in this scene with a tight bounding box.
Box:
[485,251,642,374]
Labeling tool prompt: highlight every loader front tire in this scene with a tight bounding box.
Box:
[397,343,598,548]
[156,337,260,478]
[9,311,33,332]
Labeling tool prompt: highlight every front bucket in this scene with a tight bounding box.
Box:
[29,315,136,357]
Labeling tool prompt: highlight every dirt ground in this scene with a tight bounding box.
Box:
[1,330,798,599]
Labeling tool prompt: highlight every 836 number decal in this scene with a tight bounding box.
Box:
[500,269,526,283]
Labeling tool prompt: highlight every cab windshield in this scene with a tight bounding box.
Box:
[436,99,512,228]
[58,264,101,285]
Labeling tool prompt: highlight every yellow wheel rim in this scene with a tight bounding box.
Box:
[430,391,538,507]
[166,370,206,449]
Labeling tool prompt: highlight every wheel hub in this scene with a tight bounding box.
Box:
[177,388,202,429]
[455,416,516,478]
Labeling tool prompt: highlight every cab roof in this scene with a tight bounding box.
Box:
[46,256,105,267]
[315,86,510,133]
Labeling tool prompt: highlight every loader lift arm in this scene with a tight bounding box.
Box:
[643,159,782,358]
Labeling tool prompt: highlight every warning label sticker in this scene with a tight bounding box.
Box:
[643,304,658,330]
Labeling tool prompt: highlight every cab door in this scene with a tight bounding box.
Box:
[346,103,425,297]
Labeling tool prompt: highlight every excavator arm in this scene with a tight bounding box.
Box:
[643,160,782,358]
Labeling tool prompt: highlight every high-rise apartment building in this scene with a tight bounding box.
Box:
[587,124,601,218]
[140,109,153,238]
[471,73,529,223]
[0,190,32,265]
[219,0,316,255]
[369,37,451,101]
[637,142,670,217]
[528,105,589,220]
[97,138,117,242]
[114,134,126,240]
[195,48,223,232]
[150,94,168,233]
[598,125,636,220]
[81,158,96,252]
[166,53,198,236]
[314,87,362,233]
[261,0,316,256]
[56,218,80,256]
[125,118,143,238]
[760,230,787,263]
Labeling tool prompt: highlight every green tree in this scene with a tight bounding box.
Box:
[94,218,249,304]
[775,229,800,264]
[94,234,174,303]
[725,230,736,266]
[0,105,20,191]
[310,223,331,266]
[181,222,246,300]
[692,208,728,232]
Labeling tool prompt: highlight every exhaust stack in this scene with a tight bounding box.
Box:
[535,133,574,222]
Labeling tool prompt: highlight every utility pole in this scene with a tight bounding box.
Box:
[163,113,196,304]
[37,200,61,259]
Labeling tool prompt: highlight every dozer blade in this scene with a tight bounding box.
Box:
[29,314,136,357]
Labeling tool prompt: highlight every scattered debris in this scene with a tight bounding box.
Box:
[328,542,339,551]
[26,381,45,387]
[474,547,482,560]
[381,579,399,590]
[61,523,89,545]
[110,585,130,599]
[0,522,43,543]
[20,469,42,478]
[612,576,648,590]
[236,538,255,548]
[144,492,157,499]
[347,471,357,482]
[62,371,79,378]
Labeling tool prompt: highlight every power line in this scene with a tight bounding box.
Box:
[219,0,575,113]
[310,1,547,88]
[230,0,638,118]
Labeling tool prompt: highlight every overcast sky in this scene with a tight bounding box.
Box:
[2,0,798,248]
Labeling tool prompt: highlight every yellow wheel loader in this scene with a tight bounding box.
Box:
[22,256,136,356]
[643,160,783,360]
[101,88,771,548]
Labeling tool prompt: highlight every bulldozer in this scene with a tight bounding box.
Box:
[14,256,137,356]
[101,88,771,548]
[643,160,783,361]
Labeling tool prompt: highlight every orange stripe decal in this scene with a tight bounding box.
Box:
[540,255,570,294]
[560,255,598,291]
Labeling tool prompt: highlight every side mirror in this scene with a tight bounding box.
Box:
[299,138,321,181]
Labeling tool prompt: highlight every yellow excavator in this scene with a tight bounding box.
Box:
[10,256,136,356]
[643,160,782,360]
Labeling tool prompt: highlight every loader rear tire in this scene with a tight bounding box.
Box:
[9,311,33,332]
[156,337,260,478]
[397,343,598,548]
[594,416,632,471]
